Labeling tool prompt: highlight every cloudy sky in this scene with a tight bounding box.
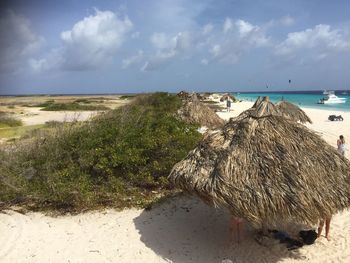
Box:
[1,0,350,94]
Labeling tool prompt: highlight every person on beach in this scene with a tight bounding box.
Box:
[337,135,345,156]
[226,98,232,112]
[318,216,332,241]
[229,216,244,243]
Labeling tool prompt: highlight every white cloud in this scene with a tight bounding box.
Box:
[201,58,209,65]
[280,15,295,26]
[150,32,172,50]
[0,10,44,73]
[143,18,271,69]
[143,31,193,71]
[223,18,233,33]
[202,23,213,35]
[236,20,255,37]
[206,19,270,64]
[31,9,133,72]
[28,48,64,72]
[122,50,144,69]
[141,50,177,71]
[271,24,350,68]
[210,45,221,56]
[131,31,140,39]
[236,20,269,46]
[276,24,350,56]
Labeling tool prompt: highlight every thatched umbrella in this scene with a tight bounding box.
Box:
[169,97,350,229]
[276,100,312,124]
[177,90,191,100]
[252,96,264,108]
[177,94,225,129]
[220,94,236,102]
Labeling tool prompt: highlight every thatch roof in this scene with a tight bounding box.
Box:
[177,91,204,101]
[169,97,350,229]
[252,96,264,108]
[177,93,225,129]
[276,100,312,124]
[220,94,236,102]
[177,90,191,100]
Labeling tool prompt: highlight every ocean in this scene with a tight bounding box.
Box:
[233,90,350,112]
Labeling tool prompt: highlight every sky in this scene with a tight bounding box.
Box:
[1,0,350,94]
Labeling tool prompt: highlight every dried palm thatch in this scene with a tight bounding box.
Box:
[169,96,350,229]
[177,90,191,100]
[177,94,225,129]
[230,96,279,123]
[220,94,236,102]
[276,100,312,124]
[177,91,204,101]
[252,96,264,108]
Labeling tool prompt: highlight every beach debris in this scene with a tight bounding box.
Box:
[328,115,343,121]
[169,96,350,229]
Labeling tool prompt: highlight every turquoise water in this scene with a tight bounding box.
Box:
[234,91,350,112]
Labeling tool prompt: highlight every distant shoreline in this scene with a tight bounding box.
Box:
[0,93,139,97]
[236,90,349,95]
[1,89,349,97]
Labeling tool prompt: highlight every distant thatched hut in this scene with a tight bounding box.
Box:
[276,100,312,124]
[169,97,350,229]
[177,91,191,100]
[177,93,225,129]
[220,94,236,102]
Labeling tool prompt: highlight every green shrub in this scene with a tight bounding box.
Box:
[41,102,109,111]
[31,99,55,107]
[120,95,136,99]
[74,98,91,104]
[0,113,22,128]
[0,93,202,211]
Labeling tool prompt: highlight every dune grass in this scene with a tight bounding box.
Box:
[0,124,44,138]
[40,102,109,111]
[0,93,202,212]
[119,95,136,99]
[0,113,23,128]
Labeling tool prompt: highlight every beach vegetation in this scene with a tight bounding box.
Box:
[40,102,109,111]
[0,93,202,212]
[119,95,136,100]
[0,113,23,128]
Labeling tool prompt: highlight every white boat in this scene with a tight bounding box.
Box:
[318,92,347,104]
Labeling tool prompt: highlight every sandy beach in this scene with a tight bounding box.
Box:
[19,107,100,125]
[1,101,349,263]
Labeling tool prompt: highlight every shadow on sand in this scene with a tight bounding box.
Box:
[134,194,304,263]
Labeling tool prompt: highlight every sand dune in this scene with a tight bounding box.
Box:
[1,101,349,263]
[1,196,349,263]
[20,107,100,125]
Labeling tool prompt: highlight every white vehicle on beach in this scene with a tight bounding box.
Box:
[318,91,347,104]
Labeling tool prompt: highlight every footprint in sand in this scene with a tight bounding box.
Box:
[0,211,25,259]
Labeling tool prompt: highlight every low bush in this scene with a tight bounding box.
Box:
[74,99,91,104]
[31,99,55,108]
[0,93,202,212]
[0,113,22,128]
[120,95,136,100]
[40,102,109,111]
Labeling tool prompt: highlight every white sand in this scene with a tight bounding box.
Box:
[19,107,100,126]
[1,101,350,263]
